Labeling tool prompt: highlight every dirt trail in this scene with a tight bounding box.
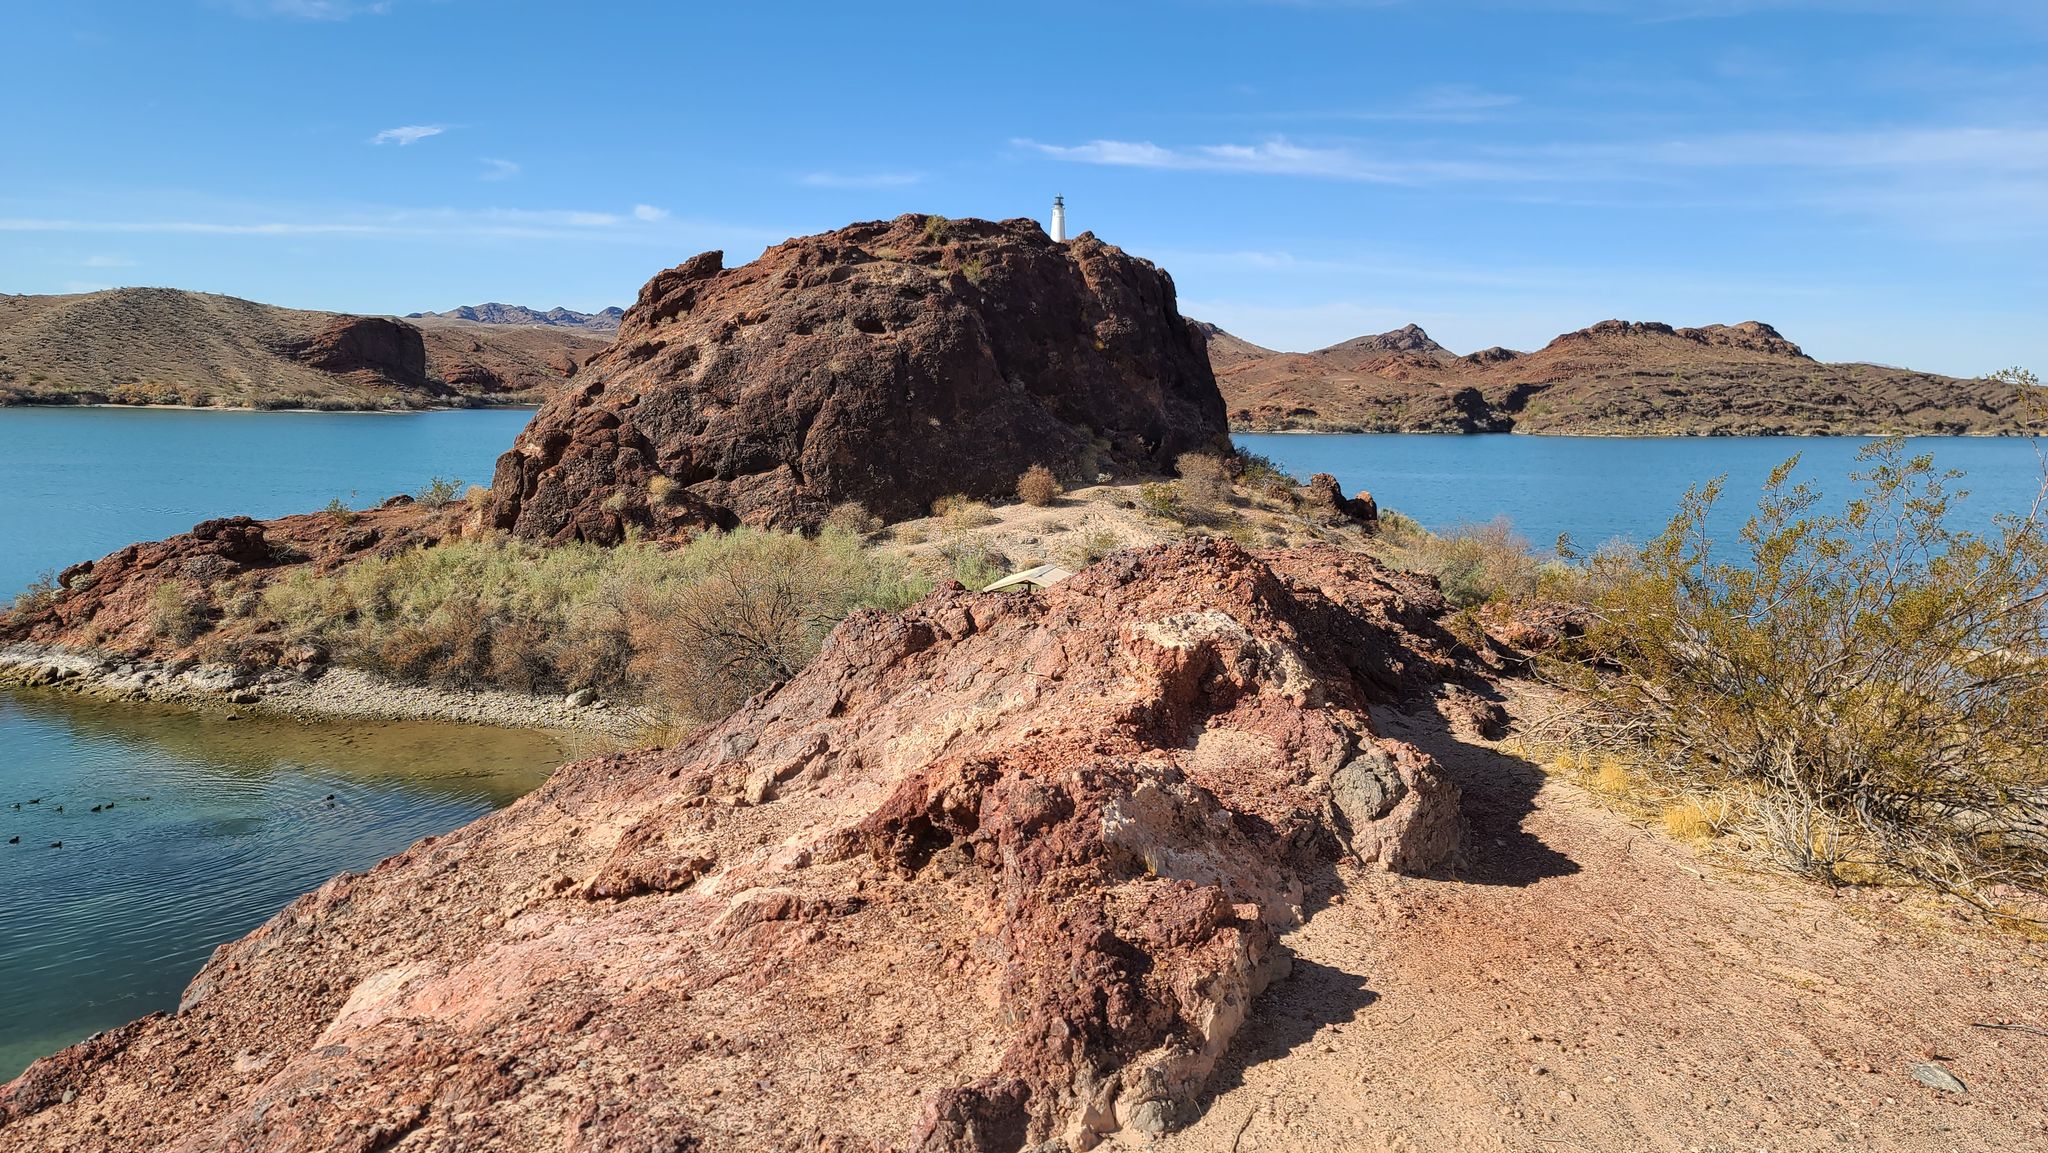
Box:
[1123,694,2048,1153]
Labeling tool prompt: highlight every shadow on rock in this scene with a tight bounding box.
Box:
[1194,957,1379,1110]
[1376,702,1580,887]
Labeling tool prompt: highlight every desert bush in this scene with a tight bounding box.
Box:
[11,570,59,615]
[149,582,211,645]
[417,476,462,508]
[1016,465,1062,507]
[1565,437,2048,907]
[922,215,949,245]
[1061,520,1124,570]
[938,541,1008,591]
[647,475,680,506]
[464,485,492,513]
[1403,518,1545,608]
[259,528,925,722]
[1137,482,1184,522]
[823,501,882,537]
[933,496,997,530]
[1234,450,1296,499]
[1174,452,1232,506]
[323,498,357,525]
[627,527,927,723]
[962,255,987,284]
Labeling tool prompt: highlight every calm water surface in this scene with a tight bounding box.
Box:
[0,407,550,1080]
[0,407,534,596]
[0,694,562,1079]
[1237,433,2048,549]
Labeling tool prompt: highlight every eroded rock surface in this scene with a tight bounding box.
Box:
[0,540,1482,1152]
[489,215,1228,543]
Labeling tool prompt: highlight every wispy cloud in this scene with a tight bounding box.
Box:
[479,158,521,181]
[799,170,926,189]
[0,206,686,241]
[370,124,444,146]
[1022,123,2048,236]
[231,0,393,19]
[1257,84,1523,124]
[1016,136,1531,183]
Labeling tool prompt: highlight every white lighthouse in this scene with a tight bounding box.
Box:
[1050,195,1067,243]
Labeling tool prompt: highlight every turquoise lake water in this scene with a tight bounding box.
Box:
[0,407,549,1081]
[1237,432,2048,551]
[2,409,2045,1083]
[0,407,535,598]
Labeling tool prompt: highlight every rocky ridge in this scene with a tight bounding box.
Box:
[0,539,1494,1152]
[0,288,605,409]
[488,215,1229,542]
[1214,318,2036,435]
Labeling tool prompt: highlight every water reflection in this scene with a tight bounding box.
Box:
[0,688,566,1080]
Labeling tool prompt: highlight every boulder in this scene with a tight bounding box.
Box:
[1300,473,1380,528]
[488,215,1229,543]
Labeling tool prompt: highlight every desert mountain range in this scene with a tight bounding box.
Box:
[404,302,623,333]
[0,282,2031,434]
[1202,319,2030,436]
[0,288,605,409]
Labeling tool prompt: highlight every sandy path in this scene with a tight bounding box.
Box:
[1119,696,2048,1153]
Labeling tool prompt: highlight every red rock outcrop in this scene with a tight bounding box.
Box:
[1,498,458,662]
[0,540,1478,1152]
[278,315,431,386]
[489,215,1229,543]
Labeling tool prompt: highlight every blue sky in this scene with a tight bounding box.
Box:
[2,1,2042,375]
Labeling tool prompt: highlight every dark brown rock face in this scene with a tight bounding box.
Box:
[488,215,1229,543]
[279,316,430,386]
[1,540,1476,1152]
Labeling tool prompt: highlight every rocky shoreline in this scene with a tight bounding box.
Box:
[0,642,651,738]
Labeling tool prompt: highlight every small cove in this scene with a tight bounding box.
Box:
[0,406,551,1079]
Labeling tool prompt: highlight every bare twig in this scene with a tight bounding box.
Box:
[1973,1021,2048,1038]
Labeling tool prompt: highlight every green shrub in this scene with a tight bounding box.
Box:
[922,215,949,245]
[1235,450,1297,498]
[1062,521,1123,570]
[324,498,357,525]
[1138,482,1184,522]
[1412,518,1543,608]
[1563,437,2048,908]
[417,476,462,508]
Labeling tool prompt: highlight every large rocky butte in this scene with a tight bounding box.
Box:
[489,215,1229,542]
[1206,319,2039,435]
[0,539,1496,1152]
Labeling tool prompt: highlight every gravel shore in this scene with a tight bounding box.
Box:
[0,642,653,739]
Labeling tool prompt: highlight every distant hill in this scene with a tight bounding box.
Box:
[0,288,607,410]
[1206,318,2037,436]
[406,303,624,333]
